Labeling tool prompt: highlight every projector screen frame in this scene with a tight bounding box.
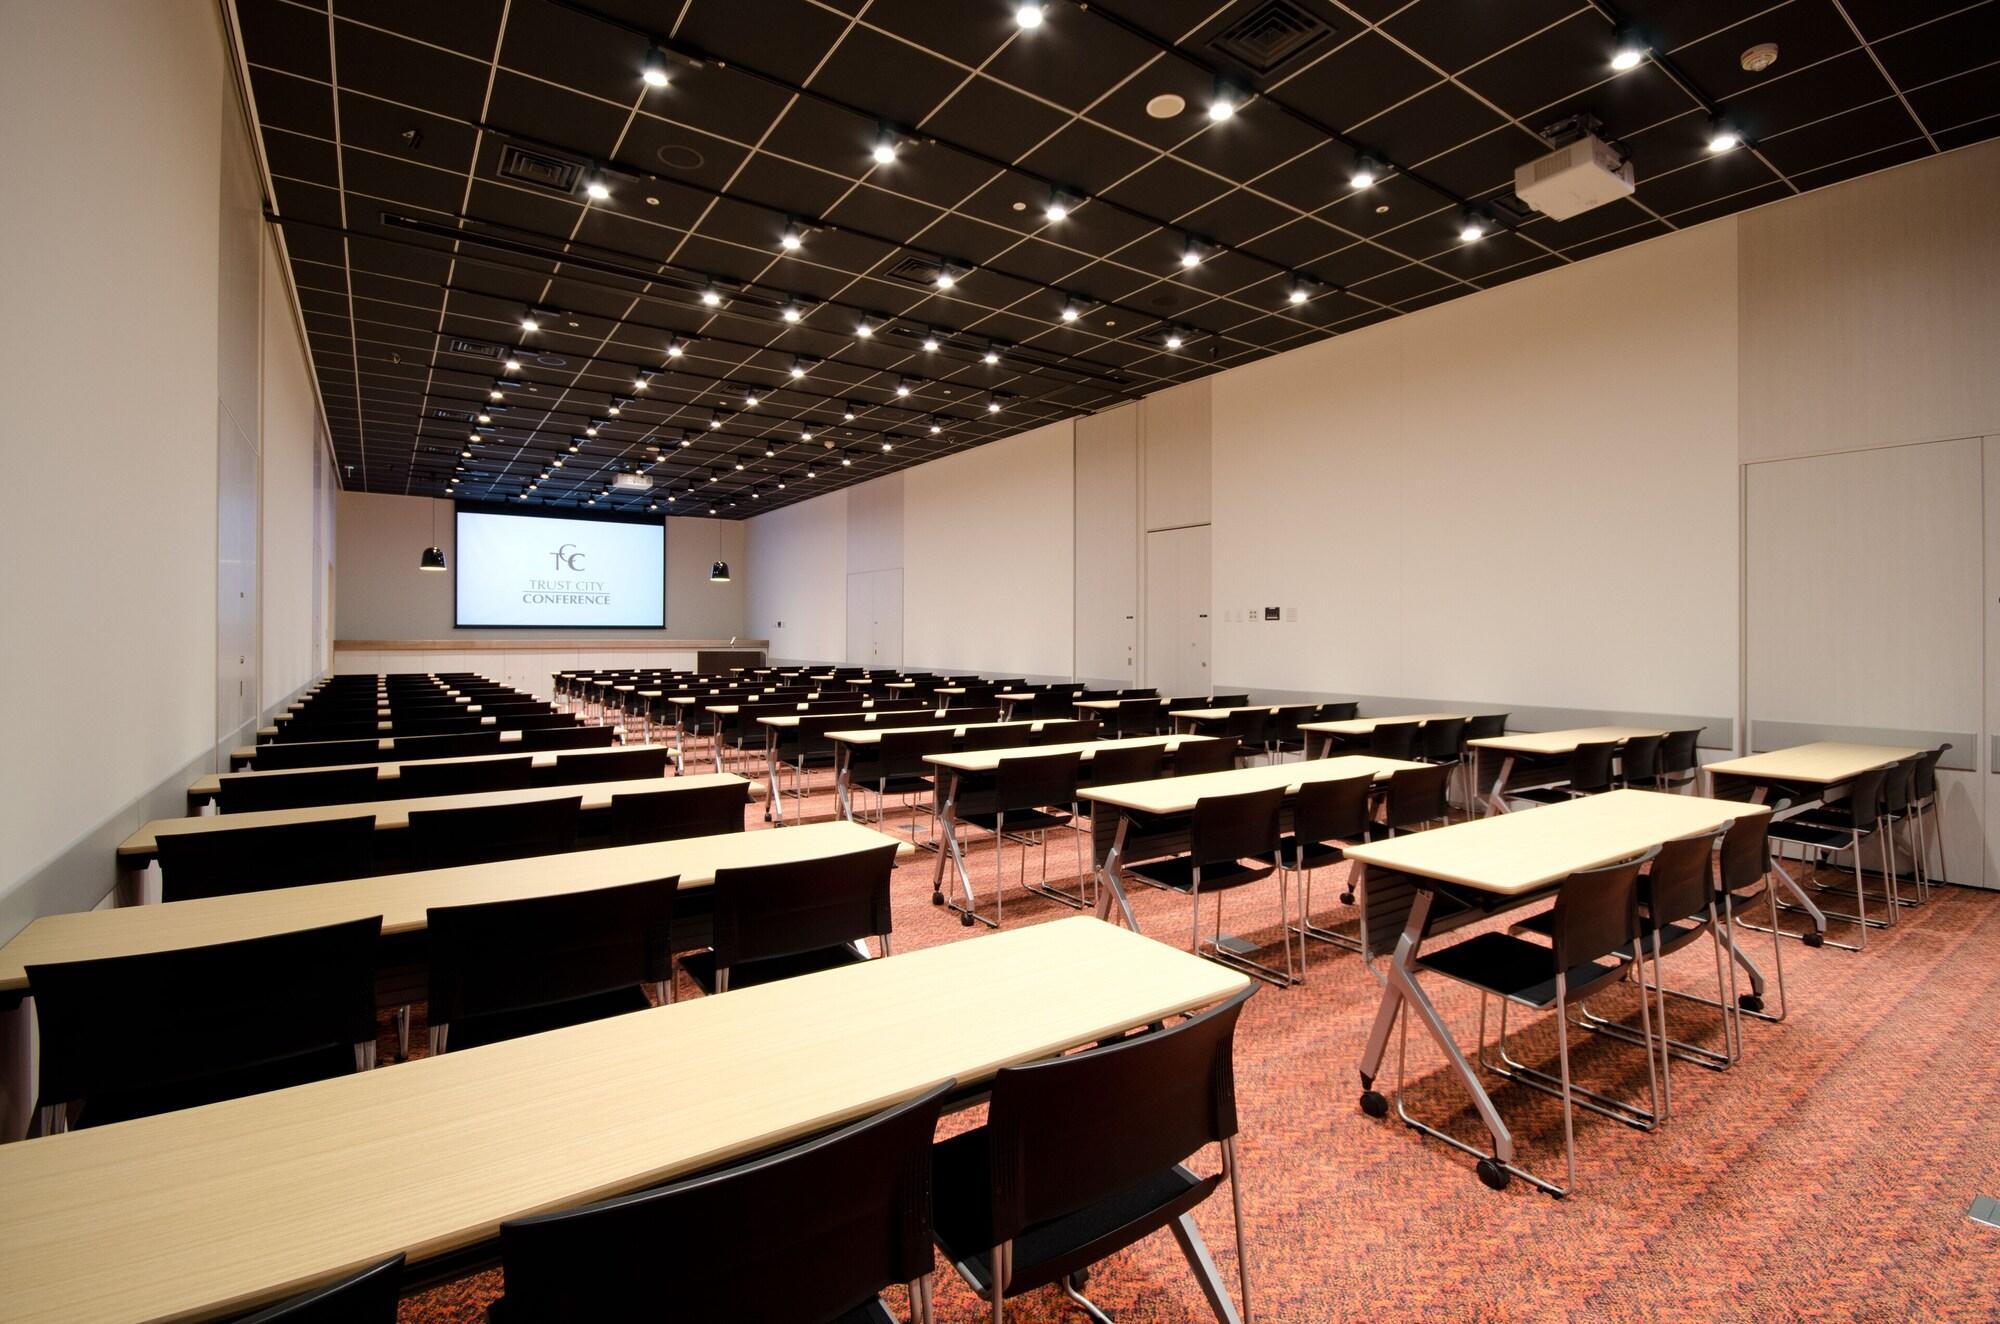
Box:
[451,500,668,630]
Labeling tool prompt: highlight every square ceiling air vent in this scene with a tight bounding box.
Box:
[496,143,584,194]
[429,407,473,421]
[885,255,951,289]
[1210,1,1334,75]
[444,337,505,359]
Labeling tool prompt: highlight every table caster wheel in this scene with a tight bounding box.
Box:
[1359,1090,1388,1118]
[1803,930,1824,948]
[1738,993,1764,1012]
[1476,1158,1510,1192]
[1340,892,1355,906]
[960,912,975,927]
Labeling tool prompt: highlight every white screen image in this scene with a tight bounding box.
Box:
[455,509,665,628]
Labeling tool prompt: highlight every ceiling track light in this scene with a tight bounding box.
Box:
[855,317,876,338]
[1208,80,1241,122]
[779,219,805,252]
[871,126,907,165]
[1164,327,1186,350]
[1015,0,1045,29]
[1706,114,1742,153]
[1348,153,1383,189]
[583,175,611,202]
[895,377,915,397]
[788,357,815,380]
[781,300,803,323]
[1610,26,1650,72]
[700,282,722,307]
[664,337,684,358]
[982,343,1005,366]
[1180,235,1212,269]
[1044,187,1080,222]
[607,398,627,415]
[632,371,652,391]
[987,392,1008,414]
[921,331,941,352]
[929,417,944,434]
[503,356,521,372]
[843,401,859,421]
[933,261,966,290]
[1059,296,1082,322]
[1459,209,1489,243]
[1287,275,1317,306]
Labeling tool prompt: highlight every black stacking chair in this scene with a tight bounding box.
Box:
[1317,700,1359,722]
[1713,807,1790,1025]
[944,705,1001,725]
[1086,742,1163,788]
[1221,708,1273,764]
[1281,773,1377,957]
[1906,743,1951,900]
[215,766,381,814]
[1416,717,1470,810]
[1463,713,1508,742]
[931,985,1257,1321]
[397,755,535,797]
[1028,718,1099,745]
[959,724,1032,752]
[1653,728,1705,791]
[1152,697,1202,735]
[1368,721,1420,759]
[553,746,668,785]
[156,816,378,902]
[1379,764,1451,835]
[246,739,383,770]
[1509,739,1620,807]
[1127,787,1295,985]
[1107,698,1157,738]
[1617,733,1664,789]
[426,878,677,1052]
[1765,764,1892,950]
[498,711,584,731]
[1029,688,1075,719]
[517,723,617,751]
[405,796,580,870]
[679,843,900,994]
[1206,694,1248,708]
[390,731,506,761]
[854,728,952,838]
[1170,736,1239,777]
[28,917,381,1135]
[610,782,750,844]
[1266,704,1317,761]
[1407,850,1661,1196]
[492,1082,952,1324]
[237,1255,403,1324]
[958,751,1087,917]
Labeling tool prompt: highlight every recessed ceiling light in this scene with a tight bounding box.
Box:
[644,196,659,206]
[1146,93,1186,119]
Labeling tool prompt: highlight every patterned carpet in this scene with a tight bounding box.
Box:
[396,768,2000,1322]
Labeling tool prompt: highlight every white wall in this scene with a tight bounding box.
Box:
[746,489,849,662]
[260,232,320,709]
[334,491,746,641]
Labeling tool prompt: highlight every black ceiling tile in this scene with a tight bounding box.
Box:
[1237,214,1350,268]
[1176,187,1299,247]
[1452,10,1619,121]
[640,64,795,148]
[1835,0,1988,43]
[810,25,978,129]
[1785,135,1933,189]
[1632,139,1781,212]
[1421,227,1545,279]
[981,6,1160,111]
[916,77,1077,167]
[1905,60,2000,132]
[612,119,754,202]
[1662,177,1791,226]
[1521,61,1703,144]
[347,234,457,285]
[720,151,857,225]
[756,98,883,182]
[342,145,468,216]
[332,20,491,121]
[1387,0,1594,77]
[1015,119,1162,196]
[1932,114,2000,148]
[675,2,861,87]
[263,127,342,187]
[1060,257,1167,306]
[850,0,1015,66]
[249,65,337,138]
[1272,32,1440,135]
[1622,105,1726,178]
[1516,195,1657,248]
[1347,259,1460,304]
[461,177,589,241]
[1670,1,1861,103]
[1294,239,1410,289]
[272,174,347,227]
[1394,285,1471,313]
[1247,140,1352,213]
[1351,79,1510,166]
[353,291,438,332]
[1420,125,1547,198]
[485,70,634,160]
[1729,49,1897,143]
[240,0,331,80]
[567,209,685,270]
[823,182,950,246]
[1077,56,1219,151]
[1472,251,1566,289]
[494,3,645,104]
[1171,96,1330,181]
[1758,97,1926,176]
[1871,4,2000,87]
[1100,155,1233,221]
[1369,205,1475,260]
[1558,216,1670,260]
[339,88,482,176]
[336,0,506,59]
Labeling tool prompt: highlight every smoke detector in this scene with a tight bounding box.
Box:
[1741,42,1779,73]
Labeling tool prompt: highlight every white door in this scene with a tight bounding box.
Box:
[1144,525,1210,695]
[846,568,904,669]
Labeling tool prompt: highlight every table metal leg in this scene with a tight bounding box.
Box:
[764,729,783,825]
[932,772,989,927]
[835,744,854,822]
[1090,814,1141,932]
[1484,753,1515,816]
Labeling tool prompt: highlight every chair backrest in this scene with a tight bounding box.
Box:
[1222,708,1272,745]
[1881,756,1918,815]
[217,766,382,814]
[610,783,749,844]
[1842,765,1889,831]
[1170,736,1240,777]
[1206,694,1248,708]
[1189,786,1284,867]
[980,986,1253,1245]
[1292,774,1375,847]
[1718,806,1781,893]
[1659,728,1704,778]
[958,723,1031,751]
[157,817,378,902]
[1369,722,1419,759]
[1029,718,1099,745]
[1550,850,1654,973]
[1112,698,1160,737]
[405,797,580,869]
[517,724,618,751]
[1031,689,1075,718]
[497,712,583,731]
[994,750,1083,813]
[945,705,1001,725]
[1569,741,1620,793]
[248,739,383,770]
[1646,829,1723,929]
[1088,743,1163,786]
[710,843,900,974]
[388,731,507,761]
[426,878,676,1036]
[397,756,536,797]
[236,1255,404,1324]
[492,1083,951,1323]
[1619,734,1664,786]
[1463,713,1508,742]
[1316,701,1359,722]
[554,747,668,785]
[1913,743,1950,799]
[1272,704,1316,742]
[1419,716,1468,762]
[1382,764,1451,830]
[875,727,956,779]
[29,916,381,1120]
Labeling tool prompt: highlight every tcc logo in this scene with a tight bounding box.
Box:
[550,542,586,572]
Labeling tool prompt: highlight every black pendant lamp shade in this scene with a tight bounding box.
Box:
[709,560,731,583]
[419,501,447,571]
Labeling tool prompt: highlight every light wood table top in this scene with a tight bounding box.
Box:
[117,774,755,861]
[825,719,1039,747]
[1079,754,1425,816]
[759,707,943,729]
[0,918,1244,1324]
[1343,788,1768,897]
[1075,697,1167,711]
[1702,741,1924,785]
[1467,726,1665,756]
[258,714,496,738]
[5,822,903,995]
[188,744,663,797]
[928,734,1215,774]
[1169,704,1307,722]
[230,728,533,764]
[1301,713,1466,737]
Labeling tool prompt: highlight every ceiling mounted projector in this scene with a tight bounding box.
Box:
[1515,132,1634,220]
[611,472,653,491]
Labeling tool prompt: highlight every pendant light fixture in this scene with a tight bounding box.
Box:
[419,499,447,571]
[709,560,732,583]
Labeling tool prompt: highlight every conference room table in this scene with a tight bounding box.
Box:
[1299,713,1468,758]
[184,743,667,812]
[116,773,757,869]
[1700,741,1926,948]
[752,708,962,824]
[1342,789,1768,1192]
[1468,726,1667,816]
[259,712,496,739]
[228,727,554,771]
[1079,755,1425,934]
[922,735,1221,927]
[996,689,1085,719]
[824,719,1049,824]
[0,917,1246,1322]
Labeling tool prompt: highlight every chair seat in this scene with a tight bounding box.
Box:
[931,1127,1217,1298]
[1279,837,1346,871]
[64,1043,358,1129]
[1414,931,1627,1009]
[1124,856,1274,894]
[444,985,652,1052]
[863,773,936,796]
[1507,786,1575,806]
[1766,819,1854,849]
[678,943,870,994]
[961,808,1072,834]
[1515,907,1707,958]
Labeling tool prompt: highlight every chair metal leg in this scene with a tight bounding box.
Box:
[1170,1209,1247,1324]
[1222,1135,1254,1323]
